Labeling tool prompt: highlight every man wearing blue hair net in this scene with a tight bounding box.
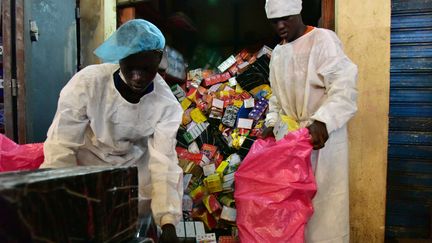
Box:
[42,19,182,242]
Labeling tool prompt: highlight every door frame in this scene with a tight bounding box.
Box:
[2,0,25,143]
[16,0,26,144]
[321,0,335,30]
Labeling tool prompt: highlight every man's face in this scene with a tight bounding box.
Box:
[270,15,301,43]
[119,50,162,94]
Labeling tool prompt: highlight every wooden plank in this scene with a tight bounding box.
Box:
[388,144,432,159]
[391,29,432,45]
[321,0,335,30]
[387,173,432,187]
[389,117,432,132]
[2,0,14,139]
[390,89,432,103]
[391,45,432,59]
[391,12,432,29]
[388,158,432,173]
[392,0,432,13]
[389,103,432,117]
[387,187,432,201]
[386,200,431,216]
[386,226,430,239]
[390,73,432,88]
[391,56,432,72]
[386,214,429,228]
[15,0,26,144]
[388,131,432,145]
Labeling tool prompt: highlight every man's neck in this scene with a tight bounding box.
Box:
[293,24,308,41]
[283,24,310,44]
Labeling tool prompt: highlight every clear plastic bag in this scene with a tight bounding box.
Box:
[0,134,44,172]
[234,128,317,243]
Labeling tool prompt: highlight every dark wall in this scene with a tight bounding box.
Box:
[122,0,321,66]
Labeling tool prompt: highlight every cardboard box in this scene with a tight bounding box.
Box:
[0,166,138,242]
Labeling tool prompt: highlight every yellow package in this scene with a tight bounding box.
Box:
[204,174,223,193]
[219,90,230,99]
[273,115,300,141]
[230,130,247,149]
[216,161,229,177]
[187,88,197,101]
[235,84,243,94]
[181,98,192,111]
[233,99,243,108]
[190,108,208,123]
[182,108,193,125]
[189,185,207,203]
[281,115,300,132]
[249,84,272,99]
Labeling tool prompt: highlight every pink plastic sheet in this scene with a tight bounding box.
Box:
[0,134,44,172]
[234,128,317,243]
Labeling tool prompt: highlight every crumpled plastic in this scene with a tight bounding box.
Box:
[234,128,317,243]
[0,134,44,172]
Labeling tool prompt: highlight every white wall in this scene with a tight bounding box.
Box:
[336,0,391,242]
[80,0,116,66]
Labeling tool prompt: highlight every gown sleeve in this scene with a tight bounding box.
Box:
[42,73,89,168]
[310,31,358,134]
[265,57,282,127]
[147,101,184,226]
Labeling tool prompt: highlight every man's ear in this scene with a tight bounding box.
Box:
[156,50,164,62]
[153,49,164,60]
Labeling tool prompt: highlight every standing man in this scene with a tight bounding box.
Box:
[41,19,182,243]
[264,0,358,242]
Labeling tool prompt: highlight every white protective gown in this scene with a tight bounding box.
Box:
[42,63,183,226]
[267,28,358,243]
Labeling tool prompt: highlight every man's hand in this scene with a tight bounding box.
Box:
[307,121,329,150]
[159,224,179,243]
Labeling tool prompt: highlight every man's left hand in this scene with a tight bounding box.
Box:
[307,121,329,150]
[159,224,179,243]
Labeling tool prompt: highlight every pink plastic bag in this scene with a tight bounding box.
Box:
[0,134,44,172]
[234,128,317,243]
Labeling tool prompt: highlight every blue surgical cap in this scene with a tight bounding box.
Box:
[94,19,165,63]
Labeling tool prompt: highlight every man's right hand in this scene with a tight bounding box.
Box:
[307,120,329,150]
[261,126,274,138]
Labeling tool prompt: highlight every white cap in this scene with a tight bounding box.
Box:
[265,0,302,19]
